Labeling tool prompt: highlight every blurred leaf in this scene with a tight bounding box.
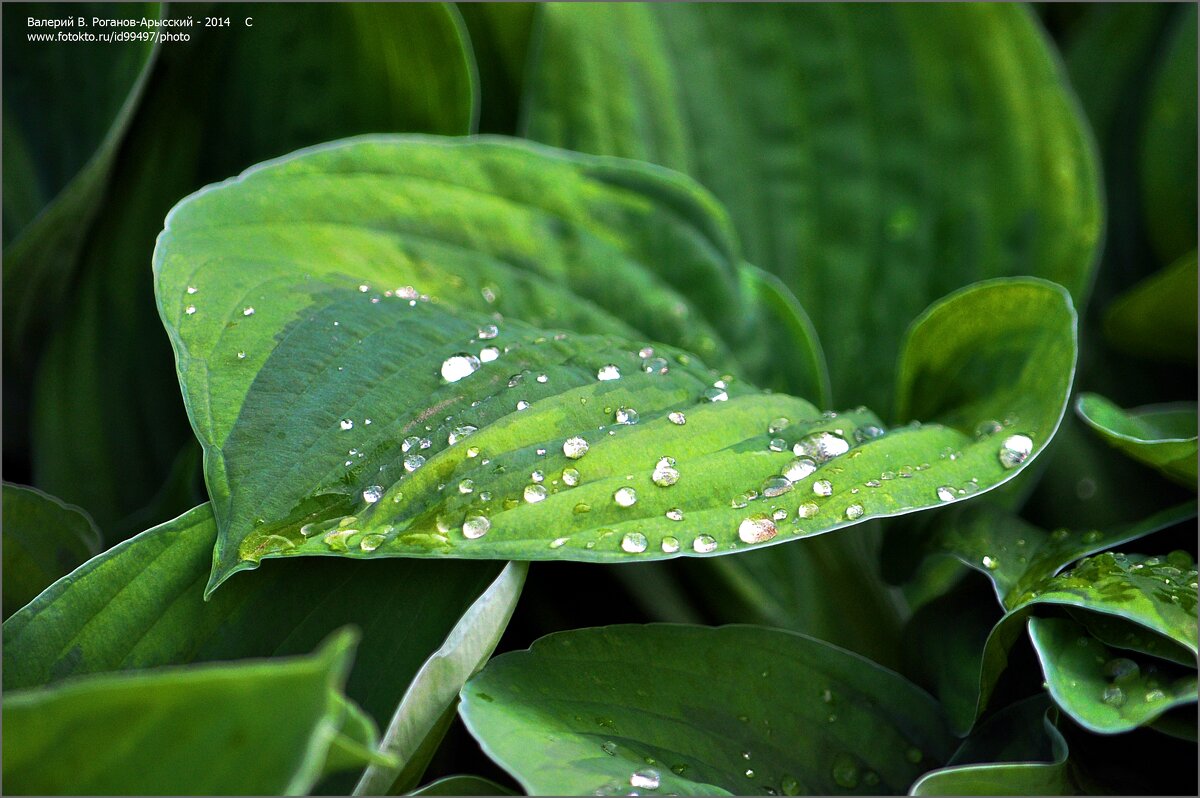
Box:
[411,775,517,796]
[2,503,507,743]
[523,3,1101,411]
[2,3,158,360]
[1103,250,1198,364]
[910,697,1075,796]
[460,624,955,795]
[1075,394,1197,486]
[27,2,479,532]
[1,482,100,618]
[1140,4,1198,264]
[1029,616,1198,734]
[2,630,380,795]
[457,2,535,134]
[354,561,527,795]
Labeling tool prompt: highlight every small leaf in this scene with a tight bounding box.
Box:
[1,630,377,795]
[1,483,100,618]
[909,697,1075,796]
[1076,393,1197,486]
[1028,616,1198,734]
[2,503,508,746]
[459,624,955,795]
[411,775,517,796]
[355,561,528,795]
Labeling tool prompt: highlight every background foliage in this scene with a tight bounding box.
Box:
[3,2,1196,795]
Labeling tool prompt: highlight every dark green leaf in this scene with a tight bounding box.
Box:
[457,2,535,134]
[523,3,1101,411]
[1103,250,1198,364]
[1029,616,1198,734]
[909,697,1075,796]
[411,775,517,796]
[355,561,527,795]
[1140,4,1198,264]
[1,482,101,618]
[1075,393,1197,486]
[2,503,507,746]
[2,630,379,795]
[460,625,955,795]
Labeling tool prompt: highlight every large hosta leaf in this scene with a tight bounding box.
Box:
[153,138,1077,592]
[522,2,1100,411]
[2,630,379,795]
[2,483,100,617]
[1075,393,1197,486]
[2,503,507,745]
[459,625,955,796]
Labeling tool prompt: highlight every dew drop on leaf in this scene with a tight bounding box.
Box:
[652,458,680,487]
[798,501,819,519]
[340,418,354,431]
[784,457,817,482]
[621,532,648,553]
[661,536,681,553]
[630,769,660,790]
[936,485,956,502]
[813,480,833,497]
[668,411,687,425]
[361,485,383,504]
[403,454,425,472]
[359,533,386,552]
[441,353,482,382]
[562,468,580,486]
[597,364,622,381]
[463,516,491,539]
[524,484,548,504]
[762,476,793,498]
[479,346,500,363]
[614,487,638,507]
[845,503,864,520]
[478,324,499,340]
[739,514,778,544]
[615,406,639,425]
[563,436,590,459]
[693,534,718,553]
[998,433,1034,469]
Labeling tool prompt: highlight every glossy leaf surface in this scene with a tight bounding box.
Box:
[2,483,100,618]
[1076,393,1197,486]
[460,624,955,796]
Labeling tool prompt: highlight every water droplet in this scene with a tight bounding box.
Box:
[798,501,819,519]
[652,457,680,487]
[630,769,660,790]
[703,386,729,402]
[812,480,833,497]
[442,353,481,382]
[1144,688,1167,703]
[693,534,718,553]
[359,533,386,552]
[831,753,859,789]
[463,516,491,539]
[550,537,569,549]
[975,419,1003,438]
[661,536,681,553]
[237,351,247,360]
[448,425,478,445]
[794,431,850,462]
[515,400,531,411]
[563,436,590,459]
[845,503,864,520]
[745,769,756,779]
[783,457,817,482]
[780,775,801,796]
[1102,686,1126,707]
[936,485,956,502]
[621,532,649,553]
[530,470,545,484]
[340,418,354,431]
[524,484,548,503]
[186,285,198,294]
[601,741,618,756]
[643,357,669,375]
[982,555,999,570]
[536,373,549,383]
[665,508,684,521]
[458,479,475,495]
[1104,658,1140,683]
[403,454,425,472]
[362,485,384,504]
[998,434,1033,469]
[772,508,788,522]
[739,514,778,544]
[479,346,500,363]
[597,364,622,381]
[478,324,499,340]
[562,468,580,486]
[853,425,885,444]
[768,417,791,434]
[614,487,638,507]
[762,475,794,498]
[184,304,197,315]
[615,406,639,425]
[668,411,687,425]
[769,437,788,452]
[242,306,255,316]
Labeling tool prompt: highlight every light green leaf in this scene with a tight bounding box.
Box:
[355,561,528,795]
[1104,251,1198,364]
[523,2,1100,411]
[460,625,955,796]
[152,138,1077,594]
[909,698,1075,796]
[27,2,479,532]
[2,503,507,745]
[1140,4,1198,264]
[1,630,379,795]
[411,775,517,796]
[2,3,158,356]
[2,482,100,618]
[1075,393,1197,486]
[1029,616,1198,735]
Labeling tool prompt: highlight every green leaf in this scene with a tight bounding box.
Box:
[1140,4,1198,264]
[1,630,379,795]
[2,3,159,355]
[25,2,479,532]
[1,483,101,618]
[355,561,528,795]
[909,698,1075,796]
[457,2,536,134]
[2,503,508,749]
[460,625,955,796]
[411,775,517,796]
[1029,616,1198,734]
[1075,393,1197,486]
[152,137,1077,594]
[1103,250,1198,364]
[522,3,1101,411]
